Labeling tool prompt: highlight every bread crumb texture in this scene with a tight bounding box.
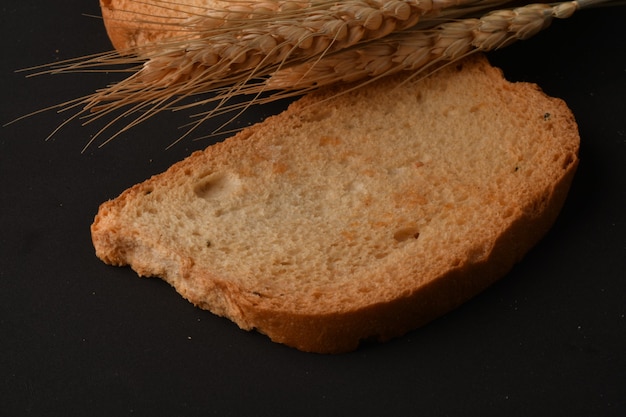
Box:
[91,55,579,353]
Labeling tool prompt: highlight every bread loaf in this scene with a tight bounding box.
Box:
[91,54,579,353]
[100,0,228,51]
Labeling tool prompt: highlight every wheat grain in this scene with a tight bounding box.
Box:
[175,0,607,140]
[75,0,512,92]
[117,0,502,51]
[262,1,592,91]
[129,0,512,84]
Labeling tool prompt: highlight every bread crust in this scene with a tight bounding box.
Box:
[91,55,579,353]
[99,0,225,51]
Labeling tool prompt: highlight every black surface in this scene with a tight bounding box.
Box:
[2,2,625,416]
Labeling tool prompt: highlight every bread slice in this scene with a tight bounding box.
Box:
[91,54,579,353]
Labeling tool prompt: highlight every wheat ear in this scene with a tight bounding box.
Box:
[55,0,512,104]
[23,0,515,147]
[12,0,616,149]
[259,1,602,90]
[175,0,608,134]
[111,0,512,60]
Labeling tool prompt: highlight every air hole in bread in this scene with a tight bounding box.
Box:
[393,226,420,243]
[502,207,515,219]
[193,173,240,200]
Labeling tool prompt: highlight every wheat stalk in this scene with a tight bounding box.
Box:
[10,0,617,149]
[111,0,511,58]
[21,0,517,148]
[264,1,581,90]
[79,0,513,103]
[177,0,609,139]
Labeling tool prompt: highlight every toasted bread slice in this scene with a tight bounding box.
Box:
[91,55,579,353]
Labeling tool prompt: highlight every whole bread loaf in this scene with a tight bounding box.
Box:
[91,54,579,353]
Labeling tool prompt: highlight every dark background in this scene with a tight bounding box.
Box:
[1,1,624,416]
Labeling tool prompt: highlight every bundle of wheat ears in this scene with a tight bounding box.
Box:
[18,0,617,148]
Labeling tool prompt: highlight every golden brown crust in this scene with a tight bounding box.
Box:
[100,0,222,51]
